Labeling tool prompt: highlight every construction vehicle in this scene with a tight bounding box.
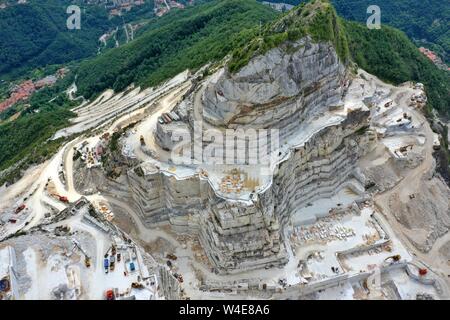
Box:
[105,289,115,300]
[104,258,109,274]
[131,282,144,289]
[110,255,116,271]
[399,145,413,153]
[166,253,178,261]
[384,255,401,263]
[419,268,428,276]
[15,204,26,214]
[59,196,69,203]
[85,256,91,268]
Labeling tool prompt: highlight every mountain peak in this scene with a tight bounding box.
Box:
[228,0,349,73]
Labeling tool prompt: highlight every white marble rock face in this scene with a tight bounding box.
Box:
[122,37,371,273]
[202,38,345,133]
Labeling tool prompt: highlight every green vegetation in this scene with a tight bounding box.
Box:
[229,0,349,73]
[74,0,277,98]
[259,0,450,63]
[0,0,115,79]
[0,0,161,79]
[345,21,450,116]
[0,86,77,185]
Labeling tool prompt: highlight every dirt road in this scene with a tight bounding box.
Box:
[373,91,450,292]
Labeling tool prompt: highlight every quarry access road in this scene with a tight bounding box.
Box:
[63,138,83,200]
[373,90,450,294]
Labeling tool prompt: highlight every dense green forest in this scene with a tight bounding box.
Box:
[259,0,450,63]
[74,0,277,98]
[0,0,157,79]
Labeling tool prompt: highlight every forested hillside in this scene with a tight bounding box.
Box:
[0,0,156,79]
[74,0,277,98]
[259,0,450,63]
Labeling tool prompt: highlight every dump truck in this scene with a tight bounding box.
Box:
[59,196,69,203]
[104,258,109,274]
[85,256,91,268]
[110,256,116,271]
[15,204,26,214]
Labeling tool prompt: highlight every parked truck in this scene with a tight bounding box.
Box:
[104,258,109,274]
[15,204,26,214]
[110,255,116,271]
[59,196,69,203]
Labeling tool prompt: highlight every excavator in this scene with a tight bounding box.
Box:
[384,255,401,263]
[85,256,91,268]
[399,145,413,153]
